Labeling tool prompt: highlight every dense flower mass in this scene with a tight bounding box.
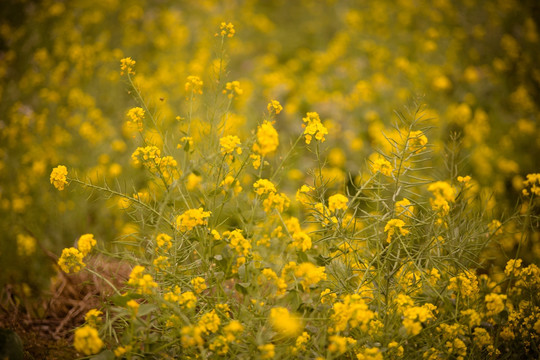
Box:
[185,75,203,95]
[127,265,158,294]
[223,81,242,99]
[253,120,279,157]
[126,107,145,133]
[16,2,540,358]
[50,165,68,190]
[77,234,96,256]
[269,307,302,337]
[220,135,242,156]
[120,57,135,75]
[302,112,328,144]
[57,247,85,273]
[175,208,211,232]
[74,325,104,355]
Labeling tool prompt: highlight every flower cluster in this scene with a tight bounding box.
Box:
[175,208,211,232]
[50,165,68,190]
[185,75,203,95]
[302,112,328,144]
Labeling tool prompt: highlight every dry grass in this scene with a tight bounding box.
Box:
[0,254,131,359]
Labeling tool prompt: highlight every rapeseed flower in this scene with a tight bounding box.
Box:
[16,234,36,257]
[127,265,158,294]
[84,309,103,328]
[223,81,242,99]
[370,155,393,177]
[302,112,328,144]
[185,75,203,94]
[270,307,302,337]
[220,135,242,157]
[50,165,68,190]
[155,233,172,250]
[216,22,235,38]
[191,276,207,294]
[74,325,103,355]
[259,343,275,359]
[126,107,144,133]
[120,57,135,75]
[408,130,428,152]
[253,120,279,156]
[328,193,348,212]
[267,99,283,115]
[77,233,96,256]
[384,219,409,243]
[175,208,211,232]
[58,247,85,273]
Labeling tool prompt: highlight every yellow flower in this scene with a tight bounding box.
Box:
[127,299,139,316]
[223,80,242,99]
[253,120,279,156]
[58,247,85,273]
[191,276,207,294]
[74,325,103,355]
[384,219,409,243]
[181,325,204,348]
[328,194,348,212]
[220,135,242,156]
[356,347,383,360]
[216,22,235,38]
[504,258,522,277]
[395,198,414,218]
[84,309,103,328]
[153,255,170,272]
[114,345,132,357]
[179,291,197,309]
[488,220,503,235]
[522,173,540,196]
[402,304,436,336]
[220,175,242,194]
[198,310,221,334]
[370,155,393,177]
[224,229,251,256]
[331,294,375,333]
[447,271,479,299]
[175,208,211,232]
[120,57,136,75]
[302,112,328,144]
[178,136,193,150]
[131,146,161,170]
[485,293,506,316]
[285,217,312,252]
[428,181,455,215]
[294,262,327,289]
[185,75,203,94]
[155,233,173,250]
[253,179,277,195]
[186,173,202,191]
[50,165,68,190]
[262,191,290,213]
[77,234,96,257]
[127,265,158,294]
[251,154,262,169]
[259,343,275,359]
[267,100,283,115]
[408,130,428,152]
[328,335,356,354]
[16,234,36,257]
[270,307,302,337]
[126,107,145,132]
[224,320,244,341]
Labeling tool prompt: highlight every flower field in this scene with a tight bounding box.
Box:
[0,0,539,359]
